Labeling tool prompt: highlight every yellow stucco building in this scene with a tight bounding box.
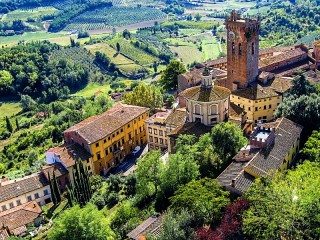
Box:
[230,76,293,123]
[64,104,149,175]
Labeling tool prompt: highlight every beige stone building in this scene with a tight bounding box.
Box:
[145,109,187,151]
[0,173,51,213]
[180,66,231,126]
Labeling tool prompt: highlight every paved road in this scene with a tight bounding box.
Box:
[106,144,148,177]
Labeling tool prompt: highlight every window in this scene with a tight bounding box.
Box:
[239,43,242,55]
[9,202,14,209]
[255,107,258,111]
[109,147,112,153]
[116,131,119,135]
[165,140,167,145]
[269,104,272,109]
[103,139,106,144]
[95,142,99,147]
[154,129,158,135]
[96,152,101,160]
[127,124,130,128]
[108,136,111,141]
[211,105,217,114]
[1,205,7,211]
[252,43,255,54]
[195,105,201,114]
[87,165,91,170]
[16,200,21,206]
[159,130,163,136]
[160,138,163,144]
[211,117,217,124]
[232,42,235,54]
[105,148,108,155]
[27,196,32,202]
[134,120,136,124]
[263,116,267,119]
[121,128,123,133]
[135,130,138,135]
[44,189,49,196]
[155,137,158,143]
[128,133,132,139]
[112,134,115,138]
[122,138,125,144]
[264,105,266,110]
[248,107,251,111]
[149,136,153,142]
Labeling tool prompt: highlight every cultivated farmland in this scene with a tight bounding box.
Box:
[64,7,167,32]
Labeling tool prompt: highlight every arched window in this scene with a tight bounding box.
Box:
[210,105,217,115]
[195,105,201,114]
[252,42,255,55]
[239,43,242,55]
[232,42,235,54]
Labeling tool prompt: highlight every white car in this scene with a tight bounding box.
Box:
[132,146,141,155]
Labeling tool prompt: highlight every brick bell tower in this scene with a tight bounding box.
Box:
[226,10,260,91]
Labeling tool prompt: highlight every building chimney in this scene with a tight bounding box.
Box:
[231,179,236,187]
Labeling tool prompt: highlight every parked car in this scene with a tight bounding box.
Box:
[132,146,141,156]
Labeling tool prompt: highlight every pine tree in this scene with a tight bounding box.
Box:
[52,172,61,204]
[5,116,13,133]
[48,173,57,205]
[15,118,19,131]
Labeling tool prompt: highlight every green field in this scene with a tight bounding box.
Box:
[85,43,143,74]
[0,102,22,117]
[72,82,111,98]
[1,7,58,22]
[108,37,159,65]
[0,32,66,45]
[170,45,203,65]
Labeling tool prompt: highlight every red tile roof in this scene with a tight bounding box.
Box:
[64,104,149,144]
[0,201,42,231]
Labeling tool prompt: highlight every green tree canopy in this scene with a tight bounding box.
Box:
[301,130,320,162]
[170,178,230,226]
[287,72,318,97]
[136,150,164,198]
[210,122,247,161]
[243,161,320,239]
[160,60,186,90]
[123,83,163,113]
[0,70,13,92]
[48,204,115,240]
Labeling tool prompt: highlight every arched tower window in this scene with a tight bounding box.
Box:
[252,42,255,55]
[232,42,235,54]
[239,43,242,55]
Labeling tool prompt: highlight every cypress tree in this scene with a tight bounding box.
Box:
[48,173,57,205]
[66,186,74,207]
[5,116,13,133]
[15,118,19,131]
[52,172,61,203]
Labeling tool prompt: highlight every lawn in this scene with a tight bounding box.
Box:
[1,7,58,22]
[0,32,66,45]
[84,43,143,74]
[170,45,203,65]
[72,82,111,98]
[0,102,22,117]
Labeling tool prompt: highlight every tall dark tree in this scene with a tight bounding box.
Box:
[48,173,57,205]
[116,42,120,52]
[52,171,61,204]
[5,116,13,133]
[15,118,19,131]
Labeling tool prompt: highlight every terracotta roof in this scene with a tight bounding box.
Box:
[164,108,186,127]
[259,46,294,55]
[41,162,69,178]
[169,122,212,137]
[181,85,231,102]
[246,118,303,176]
[47,143,92,168]
[259,48,307,68]
[218,118,303,194]
[145,110,171,125]
[127,215,164,240]
[229,102,245,117]
[0,201,42,231]
[232,77,293,100]
[64,104,149,144]
[0,173,48,203]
